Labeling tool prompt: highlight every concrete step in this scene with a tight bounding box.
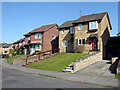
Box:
[62,69,73,72]
[65,67,73,70]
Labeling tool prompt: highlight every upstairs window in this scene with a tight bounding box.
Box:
[70,27,74,34]
[29,36,31,40]
[62,41,67,47]
[35,33,41,39]
[89,21,98,30]
[78,24,82,30]
[52,35,56,39]
[78,39,86,45]
[62,29,65,34]
[20,41,22,45]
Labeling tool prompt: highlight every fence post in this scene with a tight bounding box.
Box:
[38,53,40,60]
[26,56,28,65]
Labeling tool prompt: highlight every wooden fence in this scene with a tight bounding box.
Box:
[24,48,59,66]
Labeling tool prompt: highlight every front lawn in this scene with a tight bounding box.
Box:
[6,54,27,64]
[26,53,88,72]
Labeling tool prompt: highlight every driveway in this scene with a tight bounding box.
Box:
[74,60,115,79]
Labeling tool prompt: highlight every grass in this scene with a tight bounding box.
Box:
[115,73,120,79]
[26,53,88,72]
[6,54,27,64]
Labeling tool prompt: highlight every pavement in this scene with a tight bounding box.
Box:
[0,58,119,88]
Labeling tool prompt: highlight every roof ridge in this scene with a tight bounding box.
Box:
[80,12,107,18]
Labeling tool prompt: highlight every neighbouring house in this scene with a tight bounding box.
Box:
[0,43,13,55]
[0,43,7,55]
[58,12,112,59]
[23,24,59,55]
[13,38,25,54]
[117,32,120,36]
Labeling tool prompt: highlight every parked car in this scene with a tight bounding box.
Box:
[1,54,7,58]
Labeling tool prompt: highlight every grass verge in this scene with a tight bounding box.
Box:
[115,73,120,79]
[26,53,88,72]
[6,54,27,64]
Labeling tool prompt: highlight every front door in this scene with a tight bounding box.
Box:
[32,45,35,54]
[92,38,98,51]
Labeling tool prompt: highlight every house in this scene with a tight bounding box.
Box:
[0,43,7,55]
[23,24,59,55]
[58,12,112,59]
[117,32,120,36]
[13,38,25,54]
[0,43,13,55]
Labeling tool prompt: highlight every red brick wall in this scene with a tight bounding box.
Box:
[43,25,59,51]
[30,33,43,44]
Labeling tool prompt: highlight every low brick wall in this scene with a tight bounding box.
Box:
[73,52,102,72]
[12,57,26,64]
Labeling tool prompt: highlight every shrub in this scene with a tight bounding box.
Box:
[75,45,85,53]
[5,54,9,58]
[12,53,16,56]
[39,49,44,55]
[17,49,22,55]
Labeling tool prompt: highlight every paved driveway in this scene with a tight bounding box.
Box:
[74,60,115,79]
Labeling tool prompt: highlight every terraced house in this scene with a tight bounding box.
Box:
[58,12,112,59]
[13,38,25,54]
[23,24,59,54]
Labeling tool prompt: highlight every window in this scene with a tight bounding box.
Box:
[89,21,98,30]
[78,39,86,45]
[52,35,56,39]
[20,41,22,45]
[29,36,31,40]
[62,41,67,47]
[70,27,74,34]
[78,24,82,30]
[62,29,65,34]
[35,33,41,39]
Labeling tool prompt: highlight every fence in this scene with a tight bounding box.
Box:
[24,48,59,66]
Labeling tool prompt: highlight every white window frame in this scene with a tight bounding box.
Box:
[52,35,56,39]
[78,39,86,45]
[20,41,22,45]
[78,24,82,30]
[29,36,31,40]
[70,27,74,34]
[62,41,67,47]
[89,21,98,30]
[62,29,65,34]
[35,33,41,39]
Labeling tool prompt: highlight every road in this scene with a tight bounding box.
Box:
[2,67,107,88]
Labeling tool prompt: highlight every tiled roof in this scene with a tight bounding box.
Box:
[24,24,57,36]
[74,12,107,23]
[58,20,76,29]
[58,12,109,29]
[13,38,24,44]
[2,44,12,48]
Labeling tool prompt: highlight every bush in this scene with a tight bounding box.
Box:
[5,54,9,58]
[39,49,44,55]
[12,53,16,56]
[75,45,85,53]
[17,49,22,55]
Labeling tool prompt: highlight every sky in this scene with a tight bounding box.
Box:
[2,2,118,43]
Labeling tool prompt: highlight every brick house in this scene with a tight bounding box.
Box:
[0,43,13,55]
[58,12,112,59]
[24,24,59,54]
[13,38,25,54]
